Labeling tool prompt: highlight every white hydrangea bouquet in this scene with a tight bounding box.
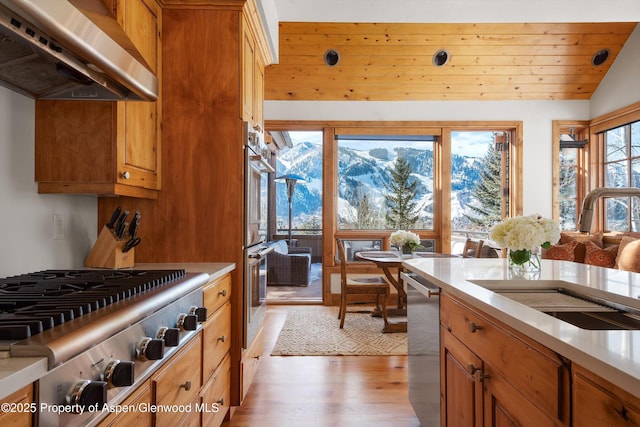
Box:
[390,230,424,254]
[489,214,560,271]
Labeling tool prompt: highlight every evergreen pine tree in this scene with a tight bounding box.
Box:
[384,156,421,229]
[356,193,376,229]
[464,142,503,228]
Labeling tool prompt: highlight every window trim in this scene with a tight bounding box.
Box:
[587,101,640,232]
[266,120,522,264]
[552,120,590,230]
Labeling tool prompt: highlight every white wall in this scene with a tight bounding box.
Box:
[590,24,640,118]
[265,99,590,218]
[0,86,97,277]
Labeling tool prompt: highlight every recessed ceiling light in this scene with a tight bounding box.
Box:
[592,49,610,66]
[433,49,450,67]
[324,49,340,66]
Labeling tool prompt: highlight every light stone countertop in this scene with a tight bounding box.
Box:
[403,257,640,398]
[0,263,235,401]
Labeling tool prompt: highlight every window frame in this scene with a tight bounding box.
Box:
[588,102,640,232]
[552,120,590,231]
[266,120,522,262]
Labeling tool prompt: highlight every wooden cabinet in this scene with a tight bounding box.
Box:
[200,274,232,427]
[241,15,265,130]
[241,324,264,400]
[441,326,483,427]
[0,384,33,427]
[98,383,152,427]
[98,1,272,407]
[35,0,161,199]
[573,364,640,426]
[440,293,570,427]
[152,334,202,427]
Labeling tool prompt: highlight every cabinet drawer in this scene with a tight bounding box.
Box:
[200,354,231,427]
[203,301,231,382]
[573,364,640,427]
[0,384,33,427]
[152,334,202,427]
[203,274,232,316]
[241,325,264,400]
[440,293,570,423]
[98,382,151,427]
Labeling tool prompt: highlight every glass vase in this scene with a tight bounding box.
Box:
[402,244,413,255]
[507,247,541,272]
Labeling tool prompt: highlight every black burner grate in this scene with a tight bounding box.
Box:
[0,269,186,340]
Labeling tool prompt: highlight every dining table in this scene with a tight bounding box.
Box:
[355,250,459,333]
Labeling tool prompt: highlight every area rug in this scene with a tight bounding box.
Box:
[271,306,407,356]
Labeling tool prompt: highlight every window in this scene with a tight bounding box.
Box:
[603,121,640,231]
[552,121,589,231]
[273,131,323,236]
[336,134,435,230]
[450,131,510,238]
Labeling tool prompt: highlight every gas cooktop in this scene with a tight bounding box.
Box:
[0,269,186,341]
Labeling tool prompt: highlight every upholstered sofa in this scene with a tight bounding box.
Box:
[542,231,640,272]
[267,240,312,286]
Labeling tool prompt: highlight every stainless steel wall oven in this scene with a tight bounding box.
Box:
[243,122,274,348]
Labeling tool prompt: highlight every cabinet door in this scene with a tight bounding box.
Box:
[117,0,161,190]
[441,327,483,427]
[0,384,33,427]
[152,335,202,427]
[483,369,562,427]
[242,18,256,123]
[98,383,152,427]
[253,53,264,130]
[573,364,640,426]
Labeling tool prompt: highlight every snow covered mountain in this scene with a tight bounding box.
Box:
[275,140,482,230]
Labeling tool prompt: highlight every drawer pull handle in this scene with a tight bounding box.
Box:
[254,354,261,360]
[468,322,483,333]
[218,289,227,297]
[216,398,225,406]
[218,335,227,343]
[179,380,192,391]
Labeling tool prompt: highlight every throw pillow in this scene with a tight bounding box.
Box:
[615,236,640,272]
[560,232,603,263]
[584,240,618,268]
[272,240,289,255]
[543,240,579,261]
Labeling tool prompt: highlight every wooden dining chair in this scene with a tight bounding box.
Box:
[462,238,485,258]
[336,238,390,329]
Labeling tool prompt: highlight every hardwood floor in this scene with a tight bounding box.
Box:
[222,305,421,427]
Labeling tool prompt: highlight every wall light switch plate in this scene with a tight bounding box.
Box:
[53,214,64,240]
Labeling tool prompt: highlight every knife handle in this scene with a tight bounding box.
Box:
[107,207,122,229]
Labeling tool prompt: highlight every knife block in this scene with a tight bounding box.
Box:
[85,226,135,269]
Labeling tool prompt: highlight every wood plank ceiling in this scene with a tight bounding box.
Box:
[264,22,637,101]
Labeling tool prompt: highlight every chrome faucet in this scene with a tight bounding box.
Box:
[578,187,640,232]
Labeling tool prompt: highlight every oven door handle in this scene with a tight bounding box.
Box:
[400,272,440,298]
[248,246,274,260]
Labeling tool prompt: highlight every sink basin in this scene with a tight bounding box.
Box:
[469,280,640,330]
[543,311,640,330]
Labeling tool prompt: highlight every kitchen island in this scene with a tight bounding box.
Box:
[403,257,640,426]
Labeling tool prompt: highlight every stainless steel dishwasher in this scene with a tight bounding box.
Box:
[402,271,441,427]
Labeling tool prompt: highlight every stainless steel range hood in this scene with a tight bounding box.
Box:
[0,0,158,101]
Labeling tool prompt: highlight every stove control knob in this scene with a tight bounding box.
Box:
[177,313,198,331]
[67,380,107,411]
[103,360,135,387]
[189,306,208,322]
[137,337,164,361]
[156,326,180,347]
